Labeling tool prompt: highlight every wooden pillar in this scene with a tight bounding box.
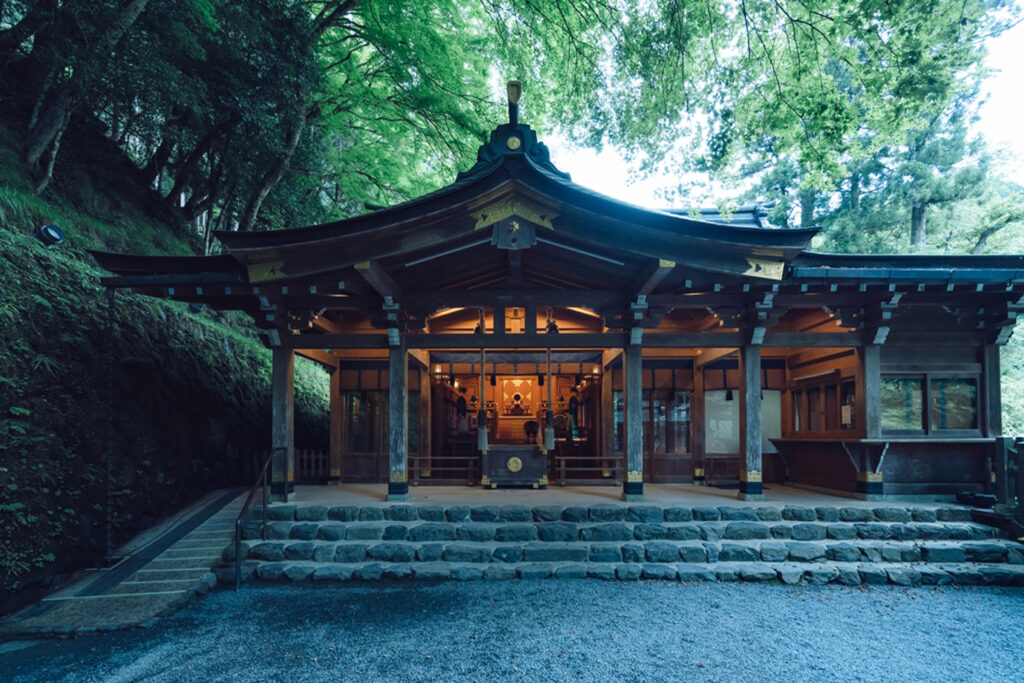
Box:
[982,344,1002,437]
[738,344,763,500]
[862,345,882,439]
[623,343,643,500]
[601,352,613,477]
[329,365,343,484]
[388,340,409,501]
[271,346,295,502]
[692,362,706,484]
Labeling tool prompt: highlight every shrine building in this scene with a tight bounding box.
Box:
[92,88,1024,504]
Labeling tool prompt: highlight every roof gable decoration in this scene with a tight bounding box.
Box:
[471,195,558,251]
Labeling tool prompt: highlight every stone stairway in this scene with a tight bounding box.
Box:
[214,503,1024,587]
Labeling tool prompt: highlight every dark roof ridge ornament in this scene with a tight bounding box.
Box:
[455,80,570,183]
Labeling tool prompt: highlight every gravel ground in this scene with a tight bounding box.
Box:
[2,581,1022,682]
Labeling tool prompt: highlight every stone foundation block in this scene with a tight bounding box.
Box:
[719,543,759,563]
[678,544,708,563]
[522,543,588,563]
[644,541,679,563]
[759,541,789,562]
[724,522,770,540]
[769,525,793,540]
[292,506,326,522]
[782,506,816,522]
[703,542,720,563]
[249,542,285,562]
[384,525,408,541]
[622,544,644,563]
[776,565,803,585]
[803,566,840,585]
[855,523,891,540]
[317,524,346,541]
[859,546,882,563]
[616,564,642,580]
[642,564,677,580]
[589,504,626,522]
[500,505,532,522]
[312,544,335,562]
[280,563,313,581]
[413,563,450,581]
[874,507,911,523]
[628,506,664,523]
[858,565,888,585]
[532,505,564,522]
[335,544,369,563]
[826,525,858,540]
[668,525,701,541]
[918,567,953,585]
[791,524,827,541]
[692,506,721,521]
[587,565,617,580]
[483,565,516,580]
[384,565,413,580]
[327,506,358,522]
[417,505,445,522]
[384,505,417,521]
[444,506,469,522]
[886,567,921,586]
[980,566,1024,586]
[346,525,384,541]
[493,545,522,563]
[946,566,984,585]
[369,542,416,563]
[915,524,947,540]
[754,507,783,522]
[313,565,353,581]
[787,542,827,562]
[677,565,716,582]
[739,564,777,582]
[408,523,456,542]
[588,544,622,562]
[936,507,971,522]
[945,525,971,540]
[470,506,500,522]
[815,507,840,523]
[665,507,694,522]
[495,524,539,542]
[456,524,495,542]
[964,542,1008,563]
[416,543,444,562]
[358,507,384,521]
[285,542,316,561]
[353,563,384,580]
[450,566,483,581]
[715,565,740,581]
[267,505,296,521]
[836,567,861,585]
[563,507,589,522]
[911,509,938,523]
[256,562,287,580]
[720,507,758,521]
[581,523,632,542]
[554,564,588,579]
[700,523,728,541]
[826,543,860,563]
[518,563,554,579]
[888,525,918,541]
[266,523,292,540]
[634,524,669,540]
[538,522,577,542]
[290,523,319,540]
[880,546,902,563]
[839,508,874,522]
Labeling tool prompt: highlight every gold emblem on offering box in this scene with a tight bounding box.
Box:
[506,456,523,473]
[506,135,522,150]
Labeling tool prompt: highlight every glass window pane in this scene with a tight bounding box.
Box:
[792,391,803,431]
[929,378,977,430]
[825,385,838,430]
[881,378,923,431]
[761,390,782,451]
[669,390,690,452]
[705,390,740,453]
[613,390,624,451]
[652,390,667,453]
[807,387,822,431]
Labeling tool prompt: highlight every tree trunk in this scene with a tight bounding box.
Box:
[849,172,860,211]
[0,0,58,55]
[238,107,308,230]
[911,201,927,247]
[799,189,816,228]
[22,0,153,188]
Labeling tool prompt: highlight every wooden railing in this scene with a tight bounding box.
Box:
[244,449,330,485]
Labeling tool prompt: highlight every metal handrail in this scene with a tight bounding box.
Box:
[235,447,284,590]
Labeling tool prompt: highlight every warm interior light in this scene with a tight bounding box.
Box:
[507,80,522,105]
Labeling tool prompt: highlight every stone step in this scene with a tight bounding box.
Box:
[213,560,1024,587]
[249,503,974,525]
[241,519,1001,543]
[229,538,1024,566]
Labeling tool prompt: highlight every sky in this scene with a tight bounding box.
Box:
[545,20,1024,210]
